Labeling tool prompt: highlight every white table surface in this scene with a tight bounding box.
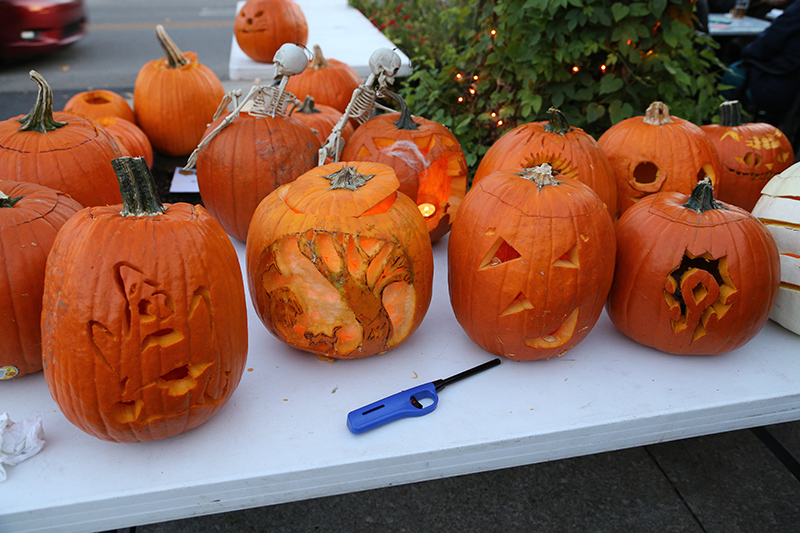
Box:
[229,0,412,81]
[708,14,771,36]
[2,234,800,533]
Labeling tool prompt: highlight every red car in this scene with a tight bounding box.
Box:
[0,0,87,61]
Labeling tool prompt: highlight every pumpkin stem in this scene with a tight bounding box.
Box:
[643,101,673,126]
[544,107,572,135]
[296,95,321,115]
[518,163,562,190]
[155,25,190,68]
[719,100,744,127]
[382,89,419,131]
[682,177,725,212]
[112,156,167,217]
[0,190,24,208]
[310,44,329,70]
[16,70,68,133]
[323,164,375,190]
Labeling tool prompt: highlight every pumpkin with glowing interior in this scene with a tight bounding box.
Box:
[246,161,433,359]
[234,0,308,64]
[448,164,616,361]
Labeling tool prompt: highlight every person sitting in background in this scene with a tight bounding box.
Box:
[709,0,794,18]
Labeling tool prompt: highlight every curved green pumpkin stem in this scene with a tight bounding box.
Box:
[323,164,375,190]
[297,95,321,115]
[17,70,68,133]
[719,100,744,128]
[518,163,562,190]
[0,190,23,208]
[544,107,572,135]
[382,89,419,131]
[683,177,725,212]
[111,156,167,217]
[156,25,190,68]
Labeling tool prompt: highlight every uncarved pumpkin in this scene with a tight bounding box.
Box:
[290,95,354,146]
[63,89,135,123]
[234,0,308,64]
[96,116,154,168]
[285,44,362,114]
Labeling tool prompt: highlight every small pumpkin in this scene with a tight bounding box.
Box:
[340,91,468,242]
[473,107,618,218]
[448,164,616,361]
[290,95,354,146]
[96,116,154,168]
[0,181,82,380]
[598,101,722,217]
[63,89,135,123]
[607,178,780,355]
[134,25,225,156]
[246,162,433,359]
[42,157,248,443]
[285,44,362,114]
[234,0,308,64]
[0,71,122,207]
[700,100,794,212]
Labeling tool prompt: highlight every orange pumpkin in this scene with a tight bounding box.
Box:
[290,95,355,146]
[0,181,82,380]
[607,178,780,355]
[0,71,122,207]
[134,25,225,156]
[286,44,362,114]
[700,100,794,212]
[340,91,468,242]
[96,116,154,168]
[63,89,135,123]
[42,157,248,442]
[448,164,616,361]
[234,0,308,64]
[598,101,721,217]
[473,107,617,218]
[246,162,433,359]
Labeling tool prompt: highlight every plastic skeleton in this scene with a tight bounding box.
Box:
[318,47,402,165]
[185,43,309,169]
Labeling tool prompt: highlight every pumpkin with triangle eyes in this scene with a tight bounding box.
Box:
[448,164,616,360]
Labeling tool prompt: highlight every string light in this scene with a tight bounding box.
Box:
[600,64,607,72]
[469,88,476,94]
[473,75,479,81]
[490,29,497,36]
[497,119,504,127]
[572,66,579,73]
[456,73,463,80]
[457,96,464,103]
[490,111,497,117]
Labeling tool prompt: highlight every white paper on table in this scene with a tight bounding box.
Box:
[0,412,45,482]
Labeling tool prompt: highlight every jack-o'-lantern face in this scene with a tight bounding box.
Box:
[233,0,308,64]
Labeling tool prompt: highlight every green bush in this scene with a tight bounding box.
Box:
[350,0,725,173]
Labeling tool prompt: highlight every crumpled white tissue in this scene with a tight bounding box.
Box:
[0,412,45,482]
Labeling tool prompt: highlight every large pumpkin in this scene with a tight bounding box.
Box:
[246,162,433,359]
[473,107,618,218]
[63,89,135,123]
[607,178,780,355]
[42,157,248,443]
[96,116,154,168]
[448,163,616,360]
[0,71,122,207]
[598,101,721,217]
[340,91,468,242]
[0,181,82,380]
[234,0,308,64]
[285,44,362,114]
[700,100,794,212]
[134,25,225,156]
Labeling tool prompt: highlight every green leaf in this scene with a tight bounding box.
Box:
[611,3,631,21]
[651,0,667,17]
[586,102,605,123]
[599,74,625,94]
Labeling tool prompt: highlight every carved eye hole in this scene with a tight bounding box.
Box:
[479,237,521,270]
[736,152,763,167]
[633,162,659,185]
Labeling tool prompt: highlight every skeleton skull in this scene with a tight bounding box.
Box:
[273,43,309,79]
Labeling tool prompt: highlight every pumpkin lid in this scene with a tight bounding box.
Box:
[280,161,400,216]
[760,161,800,197]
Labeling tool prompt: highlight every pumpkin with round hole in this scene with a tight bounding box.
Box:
[752,162,800,335]
[0,71,122,207]
[607,178,780,355]
[290,95,354,147]
[700,100,794,212]
[340,91,468,242]
[286,44,362,114]
[448,163,616,361]
[598,101,722,217]
[234,0,308,64]
[134,25,225,156]
[42,157,248,442]
[63,89,135,123]
[246,161,433,359]
[473,107,617,218]
[0,181,82,380]
[96,116,154,168]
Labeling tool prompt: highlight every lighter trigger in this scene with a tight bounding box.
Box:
[410,396,423,409]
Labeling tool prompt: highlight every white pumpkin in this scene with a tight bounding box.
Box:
[752,162,800,335]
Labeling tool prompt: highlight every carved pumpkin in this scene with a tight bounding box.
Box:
[340,91,468,242]
[42,157,248,442]
[752,162,800,335]
[234,0,308,64]
[134,25,225,156]
[290,95,355,146]
[473,107,618,218]
[63,89,135,123]
[700,100,794,212]
[598,101,722,217]
[448,164,616,361]
[246,162,433,359]
[286,44,362,114]
[607,178,780,355]
[0,71,122,207]
[0,181,82,380]
[96,116,154,168]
